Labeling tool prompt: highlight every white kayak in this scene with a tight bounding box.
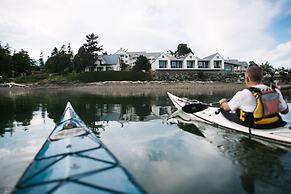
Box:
[167,92,291,147]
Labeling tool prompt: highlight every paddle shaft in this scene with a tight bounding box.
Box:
[207,85,291,106]
[280,85,291,91]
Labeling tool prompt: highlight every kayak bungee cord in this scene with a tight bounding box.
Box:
[12,102,146,194]
[168,92,291,148]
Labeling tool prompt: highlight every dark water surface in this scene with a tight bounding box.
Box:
[0,89,291,194]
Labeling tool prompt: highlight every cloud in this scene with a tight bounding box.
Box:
[0,0,289,67]
[260,41,291,67]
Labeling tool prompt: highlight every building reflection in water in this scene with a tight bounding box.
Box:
[1,91,290,194]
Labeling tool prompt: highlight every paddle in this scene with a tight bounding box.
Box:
[280,85,291,90]
[182,100,221,114]
[181,85,291,114]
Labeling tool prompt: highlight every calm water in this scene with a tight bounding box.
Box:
[0,89,291,194]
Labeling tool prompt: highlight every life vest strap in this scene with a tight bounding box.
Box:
[246,86,280,124]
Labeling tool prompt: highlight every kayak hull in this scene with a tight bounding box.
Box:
[13,102,145,194]
[167,92,291,147]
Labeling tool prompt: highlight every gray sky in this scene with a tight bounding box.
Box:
[0,0,290,67]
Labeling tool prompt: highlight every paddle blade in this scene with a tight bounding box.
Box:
[182,103,208,113]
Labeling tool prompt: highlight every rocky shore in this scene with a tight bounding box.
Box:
[0,81,245,96]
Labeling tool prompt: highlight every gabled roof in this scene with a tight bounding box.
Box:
[239,61,249,68]
[114,48,127,55]
[225,59,249,67]
[127,51,161,59]
[99,55,119,65]
[225,59,240,65]
[203,53,223,60]
[164,53,183,60]
[145,52,162,59]
[159,52,194,60]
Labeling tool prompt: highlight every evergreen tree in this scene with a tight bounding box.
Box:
[73,46,93,72]
[67,43,73,56]
[12,49,32,76]
[260,62,275,76]
[175,43,193,57]
[39,50,45,67]
[84,33,103,58]
[133,55,151,72]
[60,44,66,54]
[0,43,12,76]
[45,45,73,73]
[73,34,103,71]
[51,47,58,56]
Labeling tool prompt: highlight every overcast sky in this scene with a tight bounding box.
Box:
[0,0,290,68]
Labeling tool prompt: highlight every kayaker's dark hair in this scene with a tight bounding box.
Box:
[246,65,263,83]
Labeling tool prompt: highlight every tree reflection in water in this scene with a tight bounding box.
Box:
[1,90,290,193]
[0,95,37,136]
[0,92,157,137]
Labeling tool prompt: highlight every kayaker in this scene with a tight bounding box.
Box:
[219,65,289,128]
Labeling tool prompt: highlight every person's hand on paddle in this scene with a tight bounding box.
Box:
[219,98,230,111]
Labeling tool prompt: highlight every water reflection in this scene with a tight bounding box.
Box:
[169,114,291,194]
[0,90,291,194]
[0,96,39,136]
[0,93,161,136]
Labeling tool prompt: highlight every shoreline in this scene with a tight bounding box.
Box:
[0,81,245,96]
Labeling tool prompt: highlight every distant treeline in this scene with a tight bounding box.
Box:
[0,33,152,81]
[0,43,35,79]
[1,34,290,83]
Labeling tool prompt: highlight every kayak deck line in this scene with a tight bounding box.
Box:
[167,92,291,148]
[12,102,146,194]
[191,110,291,147]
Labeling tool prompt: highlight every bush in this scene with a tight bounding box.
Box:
[197,71,206,80]
[14,73,50,83]
[71,71,152,82]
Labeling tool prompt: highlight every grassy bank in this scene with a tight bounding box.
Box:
[70,71,152,82]
[2,71,152,83]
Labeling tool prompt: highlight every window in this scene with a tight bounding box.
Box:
[159,107,168,115]
[214,61,222,68]
[187,60,195,68]
[225,65,232,72]
[97,67,103,71]
[106,66,112,71]
[95,60,101,65]
[171,61,183,68]
[198,61,209,68]
[216,56,219,58]
[162,55,165,58]
[159,60,167,68]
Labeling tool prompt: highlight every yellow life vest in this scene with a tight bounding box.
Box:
[239,87,280,125]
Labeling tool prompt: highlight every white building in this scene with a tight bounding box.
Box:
[84,49,248,73]
[115,48,161,69]
[152,52,225,71]
[224,59,249,73]
[85,54,121,72]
